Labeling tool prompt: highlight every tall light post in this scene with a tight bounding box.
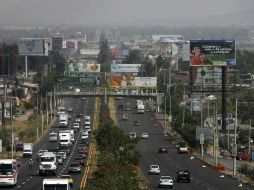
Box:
[233,98,237,175]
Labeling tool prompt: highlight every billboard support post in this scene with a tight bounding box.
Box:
[25,56,28,78]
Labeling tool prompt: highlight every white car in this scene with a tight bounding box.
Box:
[149,165,160,175]
[84,125,91,132]
[81,133,89,140]
[38,150,48,157]
[141,133,149,139]
[158,176,173,188]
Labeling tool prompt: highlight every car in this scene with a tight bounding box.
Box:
[129,132,137,139]
[57,151,67,160]
[176,170,191,183]
[84,117,91,125]
[78,153,86,159]
[38,149,48,157]
[61,174,74,187]
[178,141,188,154]
[67,107,73,112]
[122,114,128,121]
[133,120,141,126]
[75,118,81,122]
[73,122,80,130]
[56,154,64,164]
[68,163,81,173]
[118,104,124,109]
[158,147,168,154]
[158,176,173,188]
[82,97,86,100]
[149,165,160,175]
[75,156,86,166]
[78,146,89,155]
[236,152,250,161]
[81,131,89,140]
[220,149,231,158]
[141,133,149,139]
[58,145,71,155]
[116,96,123,100]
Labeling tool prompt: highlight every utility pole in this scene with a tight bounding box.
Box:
[46,92,48,127]
[248,119,252,162]
[182,84,185,127]
[41,93,44,135]
[36,92,39,140]
[10,94,13,159]
[201,96,204,158]
[233,99,237,175]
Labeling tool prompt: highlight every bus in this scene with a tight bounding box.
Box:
[0,159,18,187]
[43,178,70,190]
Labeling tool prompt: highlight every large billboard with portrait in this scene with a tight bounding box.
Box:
[190,40,236,66]
[109,76,157,88]
[65,63,100,73]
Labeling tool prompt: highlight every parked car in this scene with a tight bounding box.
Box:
[129,132,137,139]
[122,114,128,121]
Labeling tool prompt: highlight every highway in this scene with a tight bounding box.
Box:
[12,97,95,189]
[115,97,254,190]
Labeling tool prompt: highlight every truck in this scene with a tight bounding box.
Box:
[43,178,70,190]
[39,152,57,176]
[59,130,74,143]
[59,132,71,146]
[49,131,58,142]
[177,141,188,154]
[59,113,68,127]
[136,100,145,113]
[23,143,33,157]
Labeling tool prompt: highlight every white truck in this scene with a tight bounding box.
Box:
[43,178,70,190]
[49,131,58,142]
[59,130,74,143]
[23,143,33,157]
[59,113,68,127]
[137,100,145,113]
[39,152,57,176]
[59,132,71,146]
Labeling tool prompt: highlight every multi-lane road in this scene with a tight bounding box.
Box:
[116,97,254,190]
[12,97,95,189]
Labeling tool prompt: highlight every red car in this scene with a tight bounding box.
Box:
[75,156,85,166]
[236,152,250,161]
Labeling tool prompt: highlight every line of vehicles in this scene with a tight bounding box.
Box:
[0,104,92,189]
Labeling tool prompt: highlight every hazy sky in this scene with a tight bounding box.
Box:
[0,0,253,25]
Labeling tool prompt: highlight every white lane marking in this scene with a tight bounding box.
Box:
[22,182,25,185]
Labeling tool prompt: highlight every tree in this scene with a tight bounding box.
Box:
[98,37,112,72]
[127,49,142,64]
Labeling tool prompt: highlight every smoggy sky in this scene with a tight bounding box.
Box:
[0,0,253,25]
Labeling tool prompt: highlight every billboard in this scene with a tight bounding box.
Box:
[109,76,157,88]
[52,37,63,52]
[160,35,184,57]
[65,63,100,73]
[56,77,97,85]
[111,63,141,73]
[19,38,45,56]
[191,66,222,87]
[190,40,236,66]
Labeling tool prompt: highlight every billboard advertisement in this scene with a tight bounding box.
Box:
[65,63,100,73]
[19,38,45,56]
[190,40,236,66]
[52,37,63,52]
[111,62,141,73]
[160,35,184,57]
[109,76,157,88]
[191,66,222,87]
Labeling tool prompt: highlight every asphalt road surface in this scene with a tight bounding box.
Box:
[9,97,95,190]
[116,97,254,190]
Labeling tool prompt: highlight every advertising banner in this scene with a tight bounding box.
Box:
[19,38,45,56]
[109,76,157,88]
[65,63,100,73]
[160,35,184,57]
[111,63,141,73]
[191,66,222,87]
[56,77,96,85]
[190,40,236,66]
[196,127,214,141]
